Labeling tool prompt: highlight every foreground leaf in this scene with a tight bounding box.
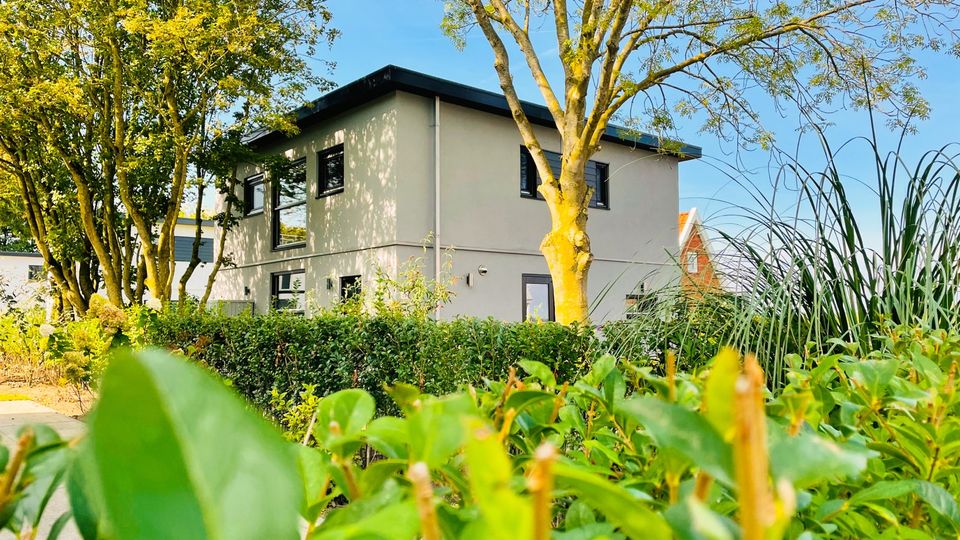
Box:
[83,348,302,539]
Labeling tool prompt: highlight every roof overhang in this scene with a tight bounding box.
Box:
[247,65,702,160]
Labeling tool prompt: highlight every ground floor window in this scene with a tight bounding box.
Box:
[522,274,554,321]
[271,270,305,313]
[340,275,361,301]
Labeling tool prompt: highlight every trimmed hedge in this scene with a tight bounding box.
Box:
[146,310,597,414]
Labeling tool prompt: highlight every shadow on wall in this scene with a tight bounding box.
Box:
[213,102,400,311]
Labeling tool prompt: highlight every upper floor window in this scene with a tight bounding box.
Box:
[520,147,610,209]
[174,236,214,263]
[686,252,699,273]
[317,144,345,197]
[273,158,307,249]
[244,174,265,215]
[272,270,305,314]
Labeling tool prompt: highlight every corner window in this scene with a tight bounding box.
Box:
[317,144,345,197]
[522,274,554,322]
[686,252,699,273]
[272,270,305,313]
[243,174,265,215]
[520,147,609,209]
[340,275,361,301]
[273,158,307,249]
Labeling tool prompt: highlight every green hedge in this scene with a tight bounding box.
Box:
[146,310,597,413]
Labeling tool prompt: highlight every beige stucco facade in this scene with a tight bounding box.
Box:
[214,87,685,322]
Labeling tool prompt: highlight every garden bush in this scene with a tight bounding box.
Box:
[146,308,598,414]
[4,324,957,538]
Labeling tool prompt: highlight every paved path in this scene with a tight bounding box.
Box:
[0,400,84,540]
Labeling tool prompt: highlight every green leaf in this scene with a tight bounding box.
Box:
[296,445,332,520]
[46,511,73,540]
[769,430,873,487]
[407,393,476,468]
[365,417,409,459]
[664,497,736,540]
[617,397,734,485]
[702,348,739,440]
[314,389,376,452]
[504,390,556,414]
[464,423,531,539]
[311,500,419,540]
[13,441,70,530]
[582,354,616,386]
[84,348,302,539]
[518,359,556,388]
[849,480,960,529]
[554,462,671,540]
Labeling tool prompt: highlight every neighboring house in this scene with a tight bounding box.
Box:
[678,208,721,294]
[213,65,701,322]
[0,218,217,308]
[170,217,218,300]
[0,251,47,306]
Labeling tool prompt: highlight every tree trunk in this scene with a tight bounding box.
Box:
[540,167,593,325]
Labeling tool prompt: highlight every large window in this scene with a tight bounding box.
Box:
[522,274,554,322]
[243,174,265,215]
[317,144,345,197]
[271,270,305,313]
[520,147,610,209]
[27,265,44,281]
[273,158,307,249]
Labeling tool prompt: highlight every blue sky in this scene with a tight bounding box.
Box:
[318,0,959,242]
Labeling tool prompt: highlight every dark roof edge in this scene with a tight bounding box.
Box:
[176,217,215,226]
[248,65,702,160]
[0,251,42,258]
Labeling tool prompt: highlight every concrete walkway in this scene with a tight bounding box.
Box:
[0,400,84,540]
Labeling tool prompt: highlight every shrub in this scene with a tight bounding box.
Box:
[5,325,957,538]
[146,308,598,415]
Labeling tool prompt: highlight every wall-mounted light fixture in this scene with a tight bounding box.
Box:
[477,265,488,276]
[243,286,251,297]
[465,273,474,287]
[326,277,335,290]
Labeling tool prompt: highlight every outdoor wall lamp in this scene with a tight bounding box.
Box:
[477,265,488,276]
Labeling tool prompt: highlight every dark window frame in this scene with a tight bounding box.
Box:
[340,274,362,301]
[317,144,345,199]
[520,147,611,210]
[243,173,265,216]
[27,265,44,281]
[272,158,308,251]
[521,273,555,322]
[271,269,306,314]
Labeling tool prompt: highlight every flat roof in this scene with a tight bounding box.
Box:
[248,65,701,160]
[0,251,41,258]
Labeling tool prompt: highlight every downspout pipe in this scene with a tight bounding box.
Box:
[434,96,441,284]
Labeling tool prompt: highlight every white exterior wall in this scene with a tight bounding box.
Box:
[217,91,682,321]
[0,253,46,308]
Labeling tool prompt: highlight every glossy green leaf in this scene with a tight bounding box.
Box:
[296,445,332,520]
[407,393,476,467]
[617,397,733,485]
[314,389,376,451]
[554,462,671,540]
[84,348,302,540]
[518,359,556,388]
[311,500,419,540]
[464,423,532,539]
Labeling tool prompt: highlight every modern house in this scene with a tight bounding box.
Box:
[212,66,701,322]
[678,208,721,295]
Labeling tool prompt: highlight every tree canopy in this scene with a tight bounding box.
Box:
[0,0,336,312]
